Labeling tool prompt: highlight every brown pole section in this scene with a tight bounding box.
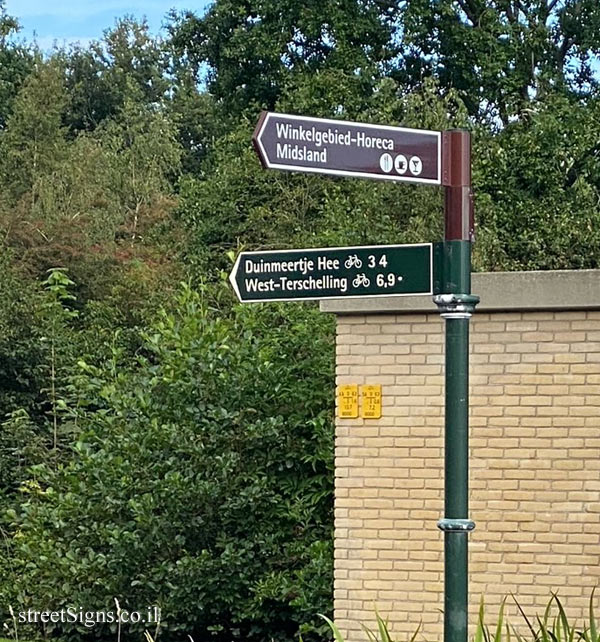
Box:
[437,128,477,642]
[442,130,473,242]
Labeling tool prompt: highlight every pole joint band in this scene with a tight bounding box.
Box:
[437,518,475,532]
[433,293,480,318]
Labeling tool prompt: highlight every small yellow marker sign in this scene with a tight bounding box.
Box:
[338,384,359,418]
[360,384,382,419]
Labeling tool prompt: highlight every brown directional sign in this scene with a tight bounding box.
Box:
[253,111,441,185]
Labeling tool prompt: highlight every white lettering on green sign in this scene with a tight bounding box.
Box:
[245,275,349,294]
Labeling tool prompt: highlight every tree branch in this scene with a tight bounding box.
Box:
[506,1,515,24]
[558,33,574,66]
[455,0,476,25]
[547,0,561,14]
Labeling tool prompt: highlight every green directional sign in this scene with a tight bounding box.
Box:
[229,243,432,303]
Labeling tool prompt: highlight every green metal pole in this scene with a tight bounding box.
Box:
[434,131,479,642]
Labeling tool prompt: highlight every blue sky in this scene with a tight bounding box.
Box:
[6,0,210,50]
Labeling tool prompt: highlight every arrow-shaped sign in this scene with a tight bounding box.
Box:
[252,112,441,185]
[229,243,433,303]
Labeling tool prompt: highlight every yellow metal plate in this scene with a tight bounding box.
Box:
[360,384,382,419]
[338,384,359,418]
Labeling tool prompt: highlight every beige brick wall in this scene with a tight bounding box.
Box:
[334,310,600,641]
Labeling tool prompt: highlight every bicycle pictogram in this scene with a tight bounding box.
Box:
[352,273,370,288]
[344,254,363,269]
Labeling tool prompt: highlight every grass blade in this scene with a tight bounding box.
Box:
[476,597,486,642]
[543,598,552,632]
[513,594,538,641]
[495,598,507,642]
[319,614,346,642]
[553,592,575,642]
[408,622,422,642]
[360,623,378,642]
[375,609,393,642]
[590,588,598,642]
[510,622,527,642]
[537,615,551,642]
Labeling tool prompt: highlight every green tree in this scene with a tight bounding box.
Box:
[0,55,183,286]
[0,0,17,40]
[168,0,399,116]
[397,0,600,124]
[62,18,170,133]
[166,76,223,174]
[97,89,182,242]
[0,255,45,423]
[40,269,79,451]
[0,0,34,129]
[473,91,600,270]
[0,59,68,206]
[0,266,79,509]
[0,61,121,281]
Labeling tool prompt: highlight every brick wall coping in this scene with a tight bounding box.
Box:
[320,269,600,315]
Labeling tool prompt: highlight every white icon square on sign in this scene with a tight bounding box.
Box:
[409,156,422,176]
[394,154,408,174]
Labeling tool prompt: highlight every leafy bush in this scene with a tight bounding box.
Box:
[3,284,334,642]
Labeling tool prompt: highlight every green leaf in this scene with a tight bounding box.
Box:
[375,609,392,642]
[475,596,486,642]
[513,594,538,640]
[590,587,598,642]
[319,614,346,642]
[494,597,506,642]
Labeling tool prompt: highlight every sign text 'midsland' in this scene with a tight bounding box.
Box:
[253,112,441,185]
[229,244,432,303]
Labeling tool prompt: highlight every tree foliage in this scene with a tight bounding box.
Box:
[169,0,399,116]
[61,18,170,134]
[0,60,68,205]
[0,2,599,641]
[473,92,600,269]
[5,286,334,642]
[397,0,600,124]
[0,1,34,129]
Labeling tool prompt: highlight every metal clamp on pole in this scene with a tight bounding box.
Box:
[433,293,480,319]
[437,518,476,532]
